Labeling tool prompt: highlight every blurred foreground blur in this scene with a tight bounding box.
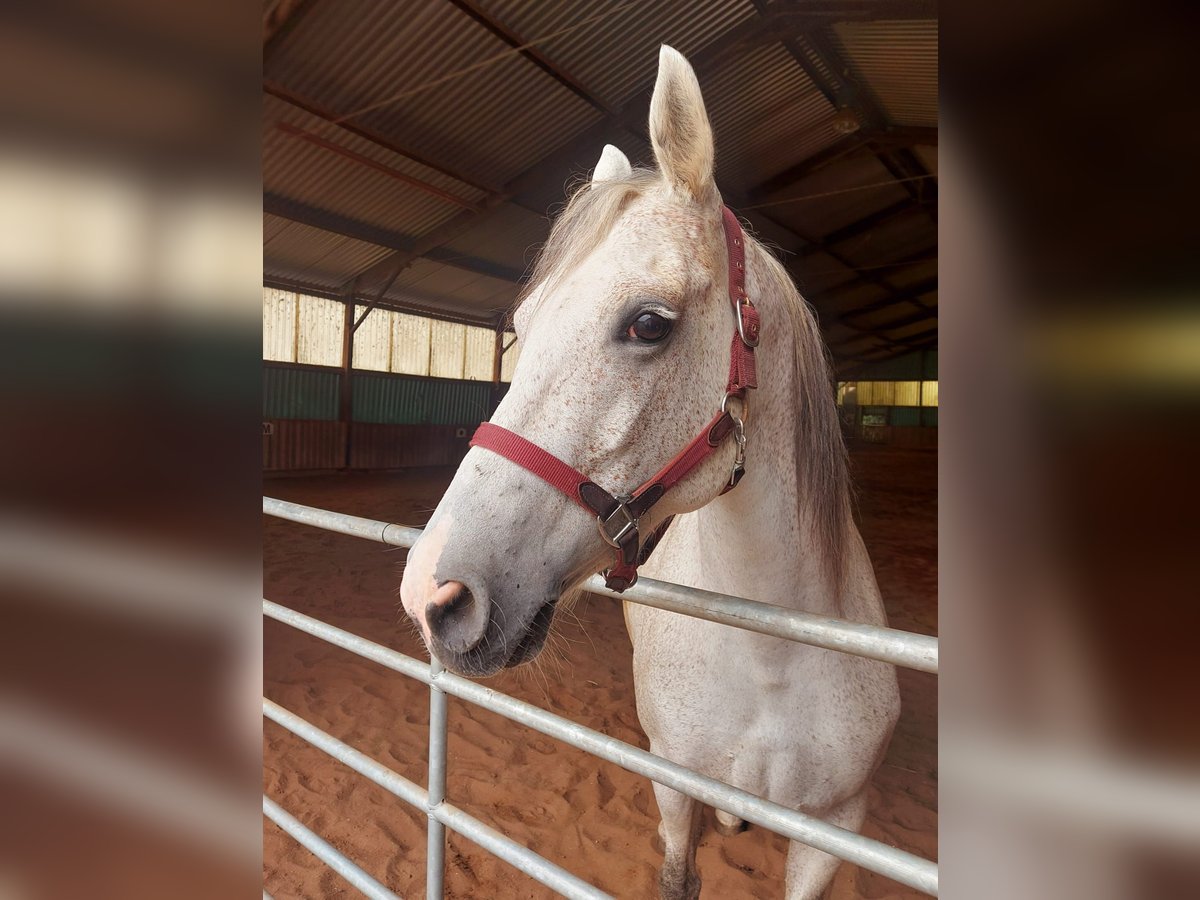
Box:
[0,2,1197,898]
[0,3,260,899]
[941,1,1200,896]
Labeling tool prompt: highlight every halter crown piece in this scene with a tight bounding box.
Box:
[470,206,760,592]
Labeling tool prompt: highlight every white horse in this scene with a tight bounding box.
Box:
[401,46,899,900]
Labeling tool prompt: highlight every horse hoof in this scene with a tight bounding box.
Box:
[714,814,748,837]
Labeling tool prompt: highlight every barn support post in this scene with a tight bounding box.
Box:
[426,657,448,899]
[490,324,504,417]
[492,325,503,385]
[339,285,356,470]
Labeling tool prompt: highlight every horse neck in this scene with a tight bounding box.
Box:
[686,265,850,620]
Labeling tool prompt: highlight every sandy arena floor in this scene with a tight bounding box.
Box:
[263,445,937,899]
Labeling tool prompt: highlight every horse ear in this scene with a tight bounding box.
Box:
[649,45,716,204]
[592,144,632,184]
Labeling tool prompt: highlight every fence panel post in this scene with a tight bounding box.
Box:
[426,656,448,900]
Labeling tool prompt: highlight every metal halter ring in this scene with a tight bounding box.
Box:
[720,391,749,424]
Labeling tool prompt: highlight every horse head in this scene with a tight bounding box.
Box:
[401,47,752,676]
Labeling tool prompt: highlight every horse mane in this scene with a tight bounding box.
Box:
[517,171,852,588]
[745,239,853,588]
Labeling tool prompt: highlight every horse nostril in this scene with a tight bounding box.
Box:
[425,581,489,654]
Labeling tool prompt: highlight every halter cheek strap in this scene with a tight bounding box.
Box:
[469,205,759,592]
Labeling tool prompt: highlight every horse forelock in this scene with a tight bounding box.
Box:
[513,168,660,325]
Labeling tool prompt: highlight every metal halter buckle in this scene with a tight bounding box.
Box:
[735,296,760,348]
[729,417,747,487]
[597,498,638,549]
[719,393,749,488]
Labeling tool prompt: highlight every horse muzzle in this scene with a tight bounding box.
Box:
[401,526,566,676]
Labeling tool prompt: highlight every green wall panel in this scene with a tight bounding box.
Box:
[352,372,492,425]
[263,365,340,420]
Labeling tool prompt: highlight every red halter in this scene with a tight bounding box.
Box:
[470,206,760,592]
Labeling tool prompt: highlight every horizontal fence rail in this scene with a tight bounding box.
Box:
[264,698,612,900]
[263,599,939,896]
[262,497,938,673]
[263,794,399,900]
[263,497,939,897]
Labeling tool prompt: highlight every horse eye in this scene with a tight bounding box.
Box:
[627,312,672,343]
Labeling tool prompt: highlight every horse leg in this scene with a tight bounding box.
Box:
[783,792,868,900]
[713,809,747,836]
[654,783,702,900]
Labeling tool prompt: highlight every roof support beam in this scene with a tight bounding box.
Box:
[263,277,498,328]
[836,276,937,322]
[263,193,526,284]
[272,122,480,210]
[797,198,931,259]
[746,125,937,201]
[264,81,499,196]
[446,0,618,118]
[768,1,938,25]
[336,14,797,291]
[751,8,939,242]
[830,311,937,350]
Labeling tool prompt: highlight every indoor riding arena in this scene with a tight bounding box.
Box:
[262,2,938,898]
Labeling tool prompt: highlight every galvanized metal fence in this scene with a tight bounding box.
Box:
[263,497,940,898]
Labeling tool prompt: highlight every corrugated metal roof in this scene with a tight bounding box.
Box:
[836,213,937,269]
[832,20,938,127]
[441,203,549,273]
[884,257,938,291]
[267,0,602,187]
[757,154,912,239]
[262,2,938,365]
[263,93,487,239]
[913,143,938,176]
[790,249,859,296]
[385,258,518,318]
[704,42,841,190]
[263,213,393,289]
[474,0,759,109]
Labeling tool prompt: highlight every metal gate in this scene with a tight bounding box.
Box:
[263,497,939,898]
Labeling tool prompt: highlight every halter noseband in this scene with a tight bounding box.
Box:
[469,206,760,592]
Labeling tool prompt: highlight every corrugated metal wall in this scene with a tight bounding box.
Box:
[263,419,345,470]
[263,364,495,426]
[263,365,340,420]
[296,293,344,367]
[352,371,492,425]
[263,288,296,362]
[349,423,471,469]
[353,304,392,372]
[264,363,497,471]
